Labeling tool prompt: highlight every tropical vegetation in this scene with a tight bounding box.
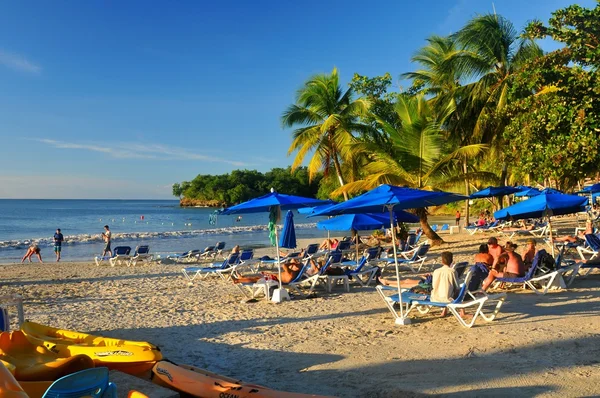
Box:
[175,3,600,244]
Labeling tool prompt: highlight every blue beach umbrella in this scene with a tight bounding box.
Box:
[469,186,520,199]
[310,184,467,325]
[580,183,600,193]
[317,212,419,260]
[514,187,542,198]
[220,190,330,302]
[279,211,297,249]
[494,192,588,256]
[297,200,337,215]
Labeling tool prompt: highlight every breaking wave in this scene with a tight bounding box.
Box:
[0,223,317,250]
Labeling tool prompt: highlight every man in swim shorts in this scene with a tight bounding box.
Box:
[102,225,112,257]
[53,228,64,262]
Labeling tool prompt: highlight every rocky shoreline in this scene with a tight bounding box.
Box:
[178,198,227,207]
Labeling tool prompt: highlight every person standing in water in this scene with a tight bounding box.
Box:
[53,228,64,262]
[101,225,112,257]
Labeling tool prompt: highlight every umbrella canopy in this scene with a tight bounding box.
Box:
[296,200,337,215]
[309,184,465,326]
[220,192,330,215]
[494,192,588,221]
[279,211,297,249]
[310,185,467,217]
[514,187,542,198]
[317,212,418,231]
[469,186,521,199]
[580,183,600,193]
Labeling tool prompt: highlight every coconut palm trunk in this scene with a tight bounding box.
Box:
[415,207,443,245]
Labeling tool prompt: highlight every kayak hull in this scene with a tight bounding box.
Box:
[152,361,335,398]
[0,331,94,381]
[21,321,161,375]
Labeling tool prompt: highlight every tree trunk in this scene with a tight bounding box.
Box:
[499,163,508,208]
[463,158,470,226]
[415,207,443,245]
[332,154,349,201]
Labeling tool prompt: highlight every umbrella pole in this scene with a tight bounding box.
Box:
[356,231,360,261]
[271,206,289,303]
[548,216,555,257]
[389,206,410,325]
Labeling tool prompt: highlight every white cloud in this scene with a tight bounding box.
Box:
[36,139,248,166]
[0,50,41,74]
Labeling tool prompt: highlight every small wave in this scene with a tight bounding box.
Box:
[0,223,317,250]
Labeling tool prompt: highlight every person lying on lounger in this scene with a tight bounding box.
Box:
[231,262,303,285]
[552,220,593,244]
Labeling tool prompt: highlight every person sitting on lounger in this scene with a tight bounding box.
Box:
[522,239,536,269]
[319,238,338,250]
[487,237,505,270]
[481,243,525,290]
[307,258,345,276]
[477,215,486,227]
[474,244,494,269]
[431,251,459,316]
[232,261,303,285]
[231,245,241,255]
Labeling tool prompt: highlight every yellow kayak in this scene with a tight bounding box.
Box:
[21,321,162,375]
[0,330,94,381]
[152,361,336,398]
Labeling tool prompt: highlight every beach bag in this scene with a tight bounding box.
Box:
[410,282,432,295]
[537,251,556,274]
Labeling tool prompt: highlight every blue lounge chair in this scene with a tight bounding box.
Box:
[128,245,152,266]
[492,249,569,295]
[341,247,382,287]
[168,249,201,263]
[94,246,131,266]
[199,241,227,260]
[217,249,255,278]
[376,271,506,328]
[383,244,430,273]
[452,261,469,279]
[181,253,240,285]
[289,252,344,296]
[42,367,116,398]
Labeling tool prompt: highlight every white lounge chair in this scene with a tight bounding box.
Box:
[128,245,152,266]
[94,246,131,266]
[181,253,240,285]
[382,244,430,273]
[288,252,344,296]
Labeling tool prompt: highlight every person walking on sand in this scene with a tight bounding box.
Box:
[22,244,43,263]
[53,228,64,262]
[455,210,461,226]
[101,225,112,257]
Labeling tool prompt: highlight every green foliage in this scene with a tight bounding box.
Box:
[176,167,322,205]
[504,3,600,191]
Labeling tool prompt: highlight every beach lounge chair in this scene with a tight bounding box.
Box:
[94,246,131,266]
[217,249,254,279]
[288,252,344,296]
[128,245,152,266]
[491,249,568,295]
[452,261,469,279]
[181,253,240,285]
[383,244,430,273]
[431,224,439,232]
[168,249,201,263]
[42,367,116,398]
[199,241,226,260]
[338,247,382,287]
[438,224,450,234]
[576,233,600,262]
[376,271,506,328]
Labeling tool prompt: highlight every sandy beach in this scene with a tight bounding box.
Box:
[2,222,600,397]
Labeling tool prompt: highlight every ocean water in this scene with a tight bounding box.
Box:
[0,199,455,263]
[0,199,329,262]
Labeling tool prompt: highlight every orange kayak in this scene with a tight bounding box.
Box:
[21,321,161,375]
[0,331,94,381]
[152,361,335,398]
[0,360,28,398]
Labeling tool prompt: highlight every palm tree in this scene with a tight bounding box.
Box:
[281,68,370,200]
[452,13,543,147]
[333,94,487,244]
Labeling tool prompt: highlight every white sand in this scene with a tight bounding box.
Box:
[2,220,600,397]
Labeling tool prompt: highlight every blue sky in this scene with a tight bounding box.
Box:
[0,0,594,199]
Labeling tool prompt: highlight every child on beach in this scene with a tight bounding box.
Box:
[22,244,43,263]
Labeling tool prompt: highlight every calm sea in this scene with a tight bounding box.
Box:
[0,199,453,263]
